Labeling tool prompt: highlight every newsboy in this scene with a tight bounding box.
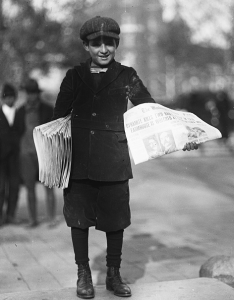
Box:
[52,16,198,299]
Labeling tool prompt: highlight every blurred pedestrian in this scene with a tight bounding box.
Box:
[0,83,25,226]
[215,90,231,141]
[52,16,198,299]
[20,78,56,228]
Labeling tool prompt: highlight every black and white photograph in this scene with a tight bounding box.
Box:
[1,0,234,299]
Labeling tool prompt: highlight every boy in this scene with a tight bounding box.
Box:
[53,16,197,299]
[0,83,25,226]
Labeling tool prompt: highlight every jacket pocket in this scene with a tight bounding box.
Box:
[115,132,127,143]
[114,132,130,164]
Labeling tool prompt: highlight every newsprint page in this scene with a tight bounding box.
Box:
[124,103,222,164]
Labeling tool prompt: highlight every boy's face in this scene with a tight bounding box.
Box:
[1,95,16,107]
[83,36,117,67]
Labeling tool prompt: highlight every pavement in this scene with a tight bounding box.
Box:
[1,279,234,300]
[1,139,234,299]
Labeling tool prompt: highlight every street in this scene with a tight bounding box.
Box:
[1,140,234,297]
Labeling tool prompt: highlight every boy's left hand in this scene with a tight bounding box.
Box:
[183,142,199,151]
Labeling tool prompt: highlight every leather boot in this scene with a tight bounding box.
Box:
[76,263,95,299]
[106,267,131,297]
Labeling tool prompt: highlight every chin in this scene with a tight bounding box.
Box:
[98,61,111,66]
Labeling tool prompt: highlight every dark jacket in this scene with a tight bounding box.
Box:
[0,106,25,161]
[53,59,155,181]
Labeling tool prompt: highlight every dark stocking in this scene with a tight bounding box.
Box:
[106,229,124,268]
[71,227,89,265]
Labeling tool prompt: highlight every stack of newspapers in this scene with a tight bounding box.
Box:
[33,114,72,189]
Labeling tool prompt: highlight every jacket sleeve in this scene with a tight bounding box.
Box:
[127,68,155,106]
[52,69,74,120]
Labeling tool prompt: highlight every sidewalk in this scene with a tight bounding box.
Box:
[1,141,234,299]
[1,278,234,300]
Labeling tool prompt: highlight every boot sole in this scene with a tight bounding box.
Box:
[106,286,132,297]
[76,291,95,299]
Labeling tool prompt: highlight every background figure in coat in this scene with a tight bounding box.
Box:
[20,78,56,228]
[0,83,25,226]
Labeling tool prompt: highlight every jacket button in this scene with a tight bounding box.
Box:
[92,113,96,116]
[90,131,94,134]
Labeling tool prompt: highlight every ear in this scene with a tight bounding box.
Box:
[83,41,89,52]
[115,39,119,49]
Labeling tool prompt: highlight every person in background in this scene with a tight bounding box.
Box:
[52,16,198,299]
[215,90,231,142]
[20,78,56,228]
[0,83,25,226]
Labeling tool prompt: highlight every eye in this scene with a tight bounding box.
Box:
[105,39,115,46]
[91,42,101,47]
[106,42,115,46]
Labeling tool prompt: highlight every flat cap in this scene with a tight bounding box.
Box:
[80,16,120,41]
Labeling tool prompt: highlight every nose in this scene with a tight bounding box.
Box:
[100,43,108,53]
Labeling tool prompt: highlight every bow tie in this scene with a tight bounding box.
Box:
[90,67,108,73]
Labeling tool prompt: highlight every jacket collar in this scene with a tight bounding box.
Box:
[74,58,125,94]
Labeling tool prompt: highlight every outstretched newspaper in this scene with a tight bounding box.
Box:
[124,103,222,164]
[33,114,71,189]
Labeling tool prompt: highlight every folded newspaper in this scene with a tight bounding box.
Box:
[33,114,71,189]
[124,103,222,164]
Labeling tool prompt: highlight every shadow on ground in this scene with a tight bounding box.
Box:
[92,233,204,285]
